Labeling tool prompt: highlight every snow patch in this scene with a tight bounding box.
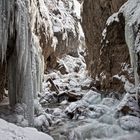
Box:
[0,119,53,140]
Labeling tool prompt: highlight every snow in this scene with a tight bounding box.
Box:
[119,0,140,99]
[102,28,107,40]
[57,54,86,73]
[119,115,140,131]
[106,12,119,26]
[83,90,101,105]
[78,22,85,41]
[113,74,135,93]
[0,118,53,140]
[101,12,119,45]
[73,0,81,19]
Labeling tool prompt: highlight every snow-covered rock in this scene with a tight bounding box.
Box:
[118,115,140,131]
[0,119,53,140]
[116,93,140,117]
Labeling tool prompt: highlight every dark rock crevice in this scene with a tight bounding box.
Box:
[82,0,129,93]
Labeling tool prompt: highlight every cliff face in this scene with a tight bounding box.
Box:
[82,0,130,93]
[30,0,83,71]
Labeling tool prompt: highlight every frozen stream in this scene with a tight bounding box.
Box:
[42,90,140,140]
[39,55,140,140]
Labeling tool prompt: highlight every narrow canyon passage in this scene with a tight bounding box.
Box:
[0,0,140,140]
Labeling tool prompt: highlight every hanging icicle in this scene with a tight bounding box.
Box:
[0,0,44,126]
[120,0,140,101]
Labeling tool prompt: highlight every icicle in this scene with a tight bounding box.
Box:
[0,0,45,126]
[0,0,11,62]
[125,24,139,101]
[122,0,140,101]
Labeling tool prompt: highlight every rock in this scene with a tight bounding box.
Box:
[116,93,140,117]
[83,90,101,105]
[55,62,68,75]
[118,115,140,131]
[58,91,83,103]
[82,0,128,93]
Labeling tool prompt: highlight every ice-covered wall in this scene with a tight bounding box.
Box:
[119,0,140,98]
[0,0,44,126]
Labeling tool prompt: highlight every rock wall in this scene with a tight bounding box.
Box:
[43,0,84,70]
[82,0,130,93]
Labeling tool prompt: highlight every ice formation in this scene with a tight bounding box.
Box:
[0,0,44,126]
[120,0,140,99]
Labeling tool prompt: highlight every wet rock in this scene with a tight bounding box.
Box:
[55,63,68,75]
[59,91,83,102]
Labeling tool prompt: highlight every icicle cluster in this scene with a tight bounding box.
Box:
[0,0,44,126]
[0,0,14,62]
[120,0,140,99]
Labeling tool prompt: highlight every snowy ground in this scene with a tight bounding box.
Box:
[0,118,53,140]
